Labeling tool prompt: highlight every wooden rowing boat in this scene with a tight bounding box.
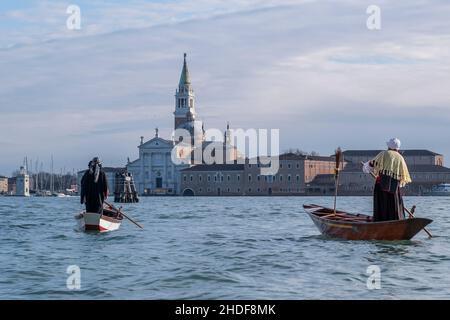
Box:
[75,206,123,232]
[303,204,432,240]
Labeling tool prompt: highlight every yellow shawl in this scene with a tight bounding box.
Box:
[373,150,412,187]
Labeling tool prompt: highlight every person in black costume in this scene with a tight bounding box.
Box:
[80,157,108,213]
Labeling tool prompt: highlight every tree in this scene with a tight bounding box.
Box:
[283,149,319,156]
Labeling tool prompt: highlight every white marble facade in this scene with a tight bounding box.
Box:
[127,135,188,195]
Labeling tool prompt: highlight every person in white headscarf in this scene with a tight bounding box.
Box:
[364,138,412,221]
[80,157,109,213]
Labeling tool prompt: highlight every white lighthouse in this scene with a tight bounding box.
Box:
[16,166,30,197]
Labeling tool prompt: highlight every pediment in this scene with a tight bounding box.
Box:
[139,137,174,149]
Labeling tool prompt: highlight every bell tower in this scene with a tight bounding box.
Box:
[174,53,196,129]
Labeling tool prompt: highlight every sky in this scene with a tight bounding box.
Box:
[1,0,450,175]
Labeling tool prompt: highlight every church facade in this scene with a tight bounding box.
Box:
[126,54,237,195]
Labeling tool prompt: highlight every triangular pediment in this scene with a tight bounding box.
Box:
[139,137,174,149]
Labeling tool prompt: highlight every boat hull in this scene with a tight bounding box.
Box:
[75,212,122,233]
[304,204,432,241]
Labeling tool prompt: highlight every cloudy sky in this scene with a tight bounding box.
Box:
[1,0,450,175]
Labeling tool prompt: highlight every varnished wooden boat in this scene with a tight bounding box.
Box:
[303,204,432,240]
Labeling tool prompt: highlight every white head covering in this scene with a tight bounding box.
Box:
[89,157,102,183]
[387,138,401,150]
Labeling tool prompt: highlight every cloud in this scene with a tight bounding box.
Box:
[0,0,312,48]
[1,0,450,174]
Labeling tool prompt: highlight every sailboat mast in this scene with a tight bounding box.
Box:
[40,162,43,190]
[51,155,54,193]
[35,158,39,192]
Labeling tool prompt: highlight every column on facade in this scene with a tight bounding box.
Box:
[139,149,144,194]
[148,151,152,190]
[164,152,168,188]
[172,161,177,193]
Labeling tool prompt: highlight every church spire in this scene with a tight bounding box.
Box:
[179,53,191,87]
[174,53,196,130]
[225,122,231,144]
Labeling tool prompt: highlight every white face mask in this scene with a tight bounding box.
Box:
[88,160,102,183]
[94,164,100,183]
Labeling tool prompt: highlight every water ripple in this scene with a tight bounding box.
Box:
[0,196,449,299]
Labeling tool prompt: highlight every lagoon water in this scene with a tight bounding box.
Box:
[0,196,449,299]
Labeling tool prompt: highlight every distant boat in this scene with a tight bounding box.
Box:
[424,183,450,196]
[53,192,69,197]
[35,190,52,197]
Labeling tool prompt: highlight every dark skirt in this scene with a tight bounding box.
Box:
[85,195,103,214]
[373,179,405,222]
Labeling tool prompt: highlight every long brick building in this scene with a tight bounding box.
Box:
[180,149,450,196]
[308,149,450,196]
[180,153,336,196]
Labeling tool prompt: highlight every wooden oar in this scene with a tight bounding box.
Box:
[104,201,144,229]
[405,206,432,238]
[333,147,343,215]
[362,163,432,238]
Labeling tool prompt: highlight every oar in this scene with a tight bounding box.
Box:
[333,147,343,215]
[104,201,144,229]
[405,205,432,238]
[361,162,432,237]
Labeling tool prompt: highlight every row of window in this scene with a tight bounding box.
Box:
[247,163,301,169]
[194,188,302,193]
[189,162,334,171]
[183,174,302,183]
[353,173,448,180]
[247,163,300,169]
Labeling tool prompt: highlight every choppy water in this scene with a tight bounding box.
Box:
[0,196,449,299]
